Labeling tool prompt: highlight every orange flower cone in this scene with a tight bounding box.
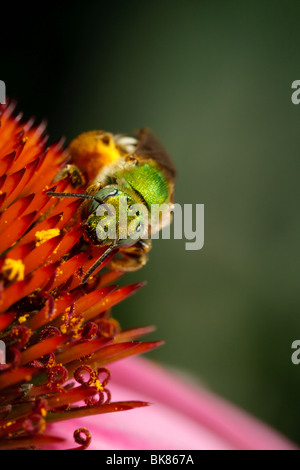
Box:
[0,102,162,450]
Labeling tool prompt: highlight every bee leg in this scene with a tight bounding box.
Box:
[54,164,85,188]
[109,239,152,272]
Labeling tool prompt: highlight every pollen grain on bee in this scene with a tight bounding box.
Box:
[94,197,204,250]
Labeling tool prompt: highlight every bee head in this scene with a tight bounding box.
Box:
[85,185,148,247]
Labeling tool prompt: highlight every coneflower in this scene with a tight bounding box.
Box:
[0,102,162,450]
[0,102,297,451]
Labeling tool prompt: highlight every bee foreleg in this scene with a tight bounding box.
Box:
[109,240,152,272]
[54,164,85,188]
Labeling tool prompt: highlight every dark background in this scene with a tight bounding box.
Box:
[2,0,300,444]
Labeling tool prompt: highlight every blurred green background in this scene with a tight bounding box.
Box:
[2,0,300,444]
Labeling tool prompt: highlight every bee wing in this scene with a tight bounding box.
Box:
[135,128,176,181]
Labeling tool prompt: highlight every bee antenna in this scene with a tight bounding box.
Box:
[46,191,103,203]
[81,244,118,284]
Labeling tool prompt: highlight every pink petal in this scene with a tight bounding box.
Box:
[48,357,297,450]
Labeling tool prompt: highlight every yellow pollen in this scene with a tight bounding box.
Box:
[2,258,25,281]
[18,314,30,324]
[35,228,60,246]
[94,379,104,392]
[39,418,46,433]
[46,356,56,369]
[3,420,15,429]
[60,324,67,334]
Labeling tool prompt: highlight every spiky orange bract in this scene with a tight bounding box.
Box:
[0,102,162,450]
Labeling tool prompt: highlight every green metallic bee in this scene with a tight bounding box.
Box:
[48,128,176,283]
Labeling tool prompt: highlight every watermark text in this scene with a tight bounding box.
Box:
[94,199,204,250]
[0,80,6,104]
[0,340,6,364]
